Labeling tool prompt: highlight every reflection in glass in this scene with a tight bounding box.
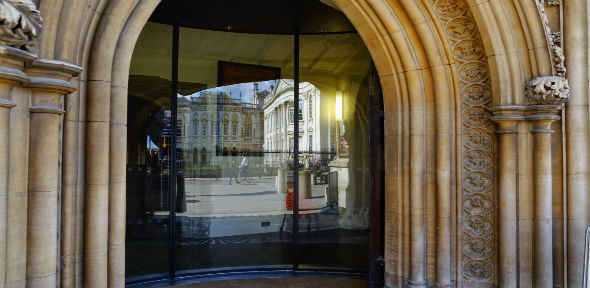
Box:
[174,27,294,273]
[126,22,173,281]
[126,1,376,281]
[298,33,373,270]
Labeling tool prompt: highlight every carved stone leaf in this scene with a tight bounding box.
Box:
[526,76,570,105]
[463,106,491,127]
[464,149,492,170]
[453,39,484,62]
[462,83,491,106]
[464,127,491,148]
[464,193,493,216]
[0,0,42,54]
[463,215,493,237]
[464,238,493,259]
[458,61,489,83]
[435,0,467,19]
[463,260,493,281]
[445,17,477,40]
[464,172,492,193]
[553,46,566,76]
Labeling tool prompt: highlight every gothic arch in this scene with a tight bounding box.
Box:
[31,0,560,287]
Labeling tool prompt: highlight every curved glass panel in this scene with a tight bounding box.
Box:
[174,27,295,273]
[126,22,173,281]
[126,0,378,283]
[297,33,372,270]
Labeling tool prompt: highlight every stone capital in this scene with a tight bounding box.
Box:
[488,105,526,133]
[0,98,16,108]
[24,58,82,94]
[0,45,36,86]
[525,76,570,105]
[526,104,562,133]
[21,58,82,112]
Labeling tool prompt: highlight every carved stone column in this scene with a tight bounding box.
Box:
[0,46,33,287]
[490,106,525,288]
[526,105,561,288]
[24,59,81,287]
[525,76,568,288]
[0,1,41,286]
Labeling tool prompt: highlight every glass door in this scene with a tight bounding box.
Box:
[125,22,173,281]
[296,32,373,270]
[126,0,382,284]
[174,27,295,273]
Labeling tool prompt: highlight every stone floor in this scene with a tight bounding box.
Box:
[172,277,367,288]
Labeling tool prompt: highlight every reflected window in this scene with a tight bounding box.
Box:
[201,120,207,136]
[213,115,217,135]
[177,119,183,137]
[308,98,312,120]
[245,119,252,138]
[201,147,207,164]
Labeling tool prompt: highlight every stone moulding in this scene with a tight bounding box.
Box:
[28,104,65,114]
[0,45,36,84]
[0,97,16,108]
[535,0,566,77]
[429,0,496,282]
[0,0,42,54]
[526,76,570,105]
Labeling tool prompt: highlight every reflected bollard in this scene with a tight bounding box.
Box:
[277,168,287,194]
[299,170,312,199]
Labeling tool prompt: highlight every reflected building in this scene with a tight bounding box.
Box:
[263,79,334,167]
[177,90,264,172]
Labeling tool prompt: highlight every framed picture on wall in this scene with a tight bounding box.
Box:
[218,61,281,86]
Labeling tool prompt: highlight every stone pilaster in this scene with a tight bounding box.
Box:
[24,59,81,287]
[408,108,426,288]
[526,105,561,288]
[0,45,33,288]
[490,106,525,288]
[563,0,590,286]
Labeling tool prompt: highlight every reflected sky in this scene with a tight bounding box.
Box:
[180,80,277,104]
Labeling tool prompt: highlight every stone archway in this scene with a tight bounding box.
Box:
[3,0,586,287]
[105,1,494,286]
[66,0,562,287]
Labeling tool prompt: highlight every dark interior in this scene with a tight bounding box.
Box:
[149,0,356,34]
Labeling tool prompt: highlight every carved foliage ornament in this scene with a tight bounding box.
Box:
[535,0,566,78]
[526,76,570,105]
[431,0,496,282]
[0,0,42,54]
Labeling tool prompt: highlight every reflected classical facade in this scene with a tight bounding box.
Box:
[177,89,264,171]
[263,80,332,167]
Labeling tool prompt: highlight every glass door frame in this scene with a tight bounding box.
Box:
[152,0,384,286]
